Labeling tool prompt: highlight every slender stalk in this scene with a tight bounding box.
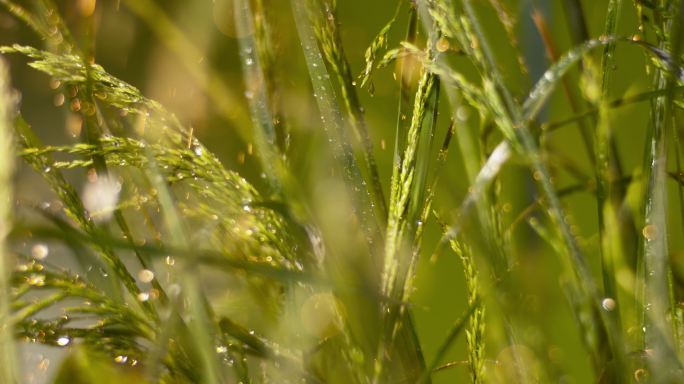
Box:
[0,57,18,384]
[640,2,681,378]
[597,0,623,302]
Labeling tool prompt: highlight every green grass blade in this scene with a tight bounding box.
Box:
[291,0,380,239]
[233,0,283,193]
[639,2,681,377]
[0,56,18,384]
[313,0,388,221]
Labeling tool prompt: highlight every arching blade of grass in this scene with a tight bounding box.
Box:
[532,9,595,166]
[434,36,629,250]
[0,56,18,384]
[449,1,617,375]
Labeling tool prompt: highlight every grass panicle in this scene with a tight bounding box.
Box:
[4,1,684,383]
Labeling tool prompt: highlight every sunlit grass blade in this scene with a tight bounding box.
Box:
[377,27,440,383]
[532,9,595,165]
[291,0,380,240]
[313,0,388,221]
[639,2,681,378]
[233,0,283,193]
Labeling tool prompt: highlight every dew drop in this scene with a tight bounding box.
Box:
[31,244,49,260]
[456,106,470,121]
[642,224,657,241]
[114,355,128,364]
[137,292,150,302]
[138,269,155,283]
[601,297,616,311]
[82,176,121,223]
[168,284,181,297]
[28,274,45,286]
[56,336,70,346]
[436,37,450,52]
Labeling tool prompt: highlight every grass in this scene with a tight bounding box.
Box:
[2,0,684,382]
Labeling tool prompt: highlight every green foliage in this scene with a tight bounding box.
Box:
[3,0,684,383]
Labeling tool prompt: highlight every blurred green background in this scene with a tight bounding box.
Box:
[2,0,679,383]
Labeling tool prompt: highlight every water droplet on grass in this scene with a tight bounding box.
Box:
[82,176,121,223]
[138,269,154,283]
[137,292,150,302]
[27,274,45,286]
[56,336,70,346]
[31,244,49,260]
[642,224,657,241]
[601,298,616,311]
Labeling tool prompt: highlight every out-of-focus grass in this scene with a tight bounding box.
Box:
[2,0,684,383]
